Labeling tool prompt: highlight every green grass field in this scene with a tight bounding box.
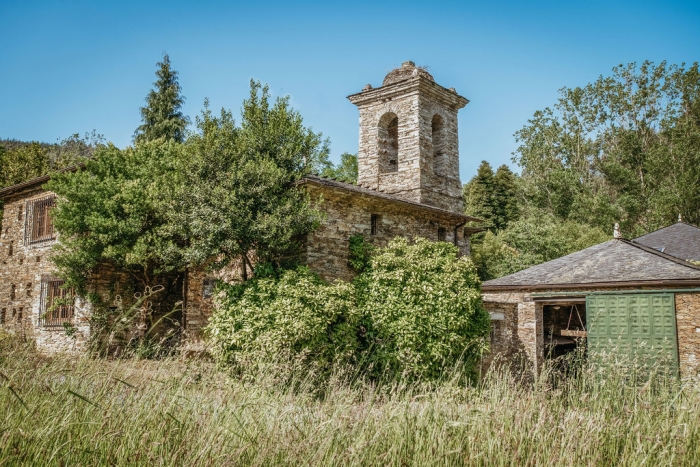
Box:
[2,334,699,466]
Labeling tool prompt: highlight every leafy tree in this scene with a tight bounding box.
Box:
[46,141,184,294]
[492,165,519,231]
[321,152,358,183]
[0,142,49,188]
[133,54,190,144]
[470,210,610,280]
[165,82,325,278]
[356,237,489,380]
[514,61,700,235]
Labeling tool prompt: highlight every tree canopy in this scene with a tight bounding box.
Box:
[513,61,700,236]
[463,161,519,232]
[47,81,326,293]
[166,82,325,277]
[133,54,190,145]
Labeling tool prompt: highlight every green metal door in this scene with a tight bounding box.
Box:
[586,294,679,374]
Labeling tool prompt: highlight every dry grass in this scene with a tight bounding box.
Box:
[1,333,700,466]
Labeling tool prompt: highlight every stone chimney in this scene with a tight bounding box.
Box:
[613,223,622,239]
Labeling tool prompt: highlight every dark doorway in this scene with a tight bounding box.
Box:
[543,302,587,359]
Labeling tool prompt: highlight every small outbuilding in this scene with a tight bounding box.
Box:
[482,226,700,377]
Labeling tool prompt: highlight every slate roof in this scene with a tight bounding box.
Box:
[633,222,700,262]
[482,239,700,290]
[300,174,483,224]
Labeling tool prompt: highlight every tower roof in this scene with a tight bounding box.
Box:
[382,61,434,86]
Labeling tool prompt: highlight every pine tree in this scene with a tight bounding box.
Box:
[463,160,495,228]
[134,54,190,144]
[492,164,519,230]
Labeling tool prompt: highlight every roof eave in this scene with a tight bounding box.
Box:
[0,164,83,199]
[482,278,700,292]
[300,175,481,222]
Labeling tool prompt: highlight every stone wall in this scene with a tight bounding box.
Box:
[348,62,468,214]
[1,186,183,354]
[0,187,90,353]
[483,287,700,378]
[303,183,472,282]
[675,293,700,377]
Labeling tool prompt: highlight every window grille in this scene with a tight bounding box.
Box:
[25,195,57,246]
[371,214,379,236]
[203,278,216,299]
[438,227,446,242]
[0,309,5,325]
[39,276,74,327]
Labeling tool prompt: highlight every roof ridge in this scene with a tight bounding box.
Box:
[621,238,700,271]
[633,221,700,240]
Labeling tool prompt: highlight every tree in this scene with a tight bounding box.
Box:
[491,165,519,231]
[0,142,49,188]
[165,82,325,278]
[321,152,358,183]
[513,61,700,235]
[470,210,610,280]
[46,141,184,295]
[463,161,495,228]
[133,54,190,145]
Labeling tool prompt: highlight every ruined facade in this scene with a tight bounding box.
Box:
[0,61,480,352]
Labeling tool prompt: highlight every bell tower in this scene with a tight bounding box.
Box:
[347,61,469,213]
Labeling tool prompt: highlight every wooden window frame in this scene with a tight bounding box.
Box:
[24,195,57,246]
[371,214,380,236]
[39,275,74,327]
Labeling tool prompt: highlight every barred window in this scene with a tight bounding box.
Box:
[25,195,57,246]
[203,278,216,299]
[40,276,74,327]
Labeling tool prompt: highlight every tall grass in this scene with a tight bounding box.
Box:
[1,333,699,466]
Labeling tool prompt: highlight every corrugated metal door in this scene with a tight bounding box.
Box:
[586,294,678,374]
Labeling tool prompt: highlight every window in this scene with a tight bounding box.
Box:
[9,284,15,301]
[25,195,57,245]
[202,278,216,299]
[39,276,74,327]
[371,214,380,236]
[431,114,446,175]
[17,207,22,222]
[378,112,399,173]
[0,309,5,325]
[438,227,446,242]
[26,283,32,297]
[7,242,12,256]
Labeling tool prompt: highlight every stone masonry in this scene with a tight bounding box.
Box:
[348,61,468,214]
[483,287,700,378]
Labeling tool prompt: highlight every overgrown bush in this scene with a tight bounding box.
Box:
[356,237,490,380]
[209,238,489,382]
[208,267,359,376]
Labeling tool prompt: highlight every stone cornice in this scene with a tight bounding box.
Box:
[347,76,469,109]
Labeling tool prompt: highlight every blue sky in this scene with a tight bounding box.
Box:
[1,0,698,180]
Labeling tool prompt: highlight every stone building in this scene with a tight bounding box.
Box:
[481,222,700,378]
[0,61,481,351]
